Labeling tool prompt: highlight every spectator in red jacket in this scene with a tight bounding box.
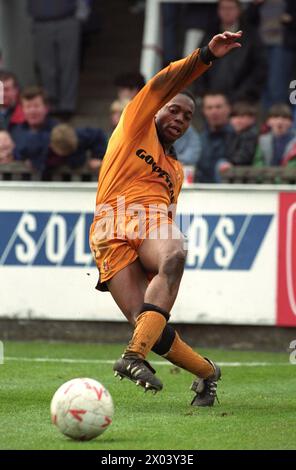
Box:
[0,71,25,131]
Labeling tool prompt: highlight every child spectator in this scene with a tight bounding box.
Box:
[217,101,258,176]
[22,123,107,180]
[50,123,106,174]
[0,130,16,164]
[254,104,296,166]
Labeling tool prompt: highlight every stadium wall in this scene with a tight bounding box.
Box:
[0,182,295,328]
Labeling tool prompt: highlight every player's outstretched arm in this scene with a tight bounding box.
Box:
[122,31,243,138]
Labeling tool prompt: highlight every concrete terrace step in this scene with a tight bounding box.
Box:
[77,0,144,119]
[77,97,111,114]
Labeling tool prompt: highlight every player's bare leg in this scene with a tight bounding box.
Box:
[110,223,221,403]
[108,260,164,392]
[112,222,187,392]
[107,260,148,325]
[137,222,221,404]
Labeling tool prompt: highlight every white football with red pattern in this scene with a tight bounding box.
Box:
[50,378,114,441]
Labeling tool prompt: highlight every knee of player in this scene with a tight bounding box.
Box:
[161,248,186,277]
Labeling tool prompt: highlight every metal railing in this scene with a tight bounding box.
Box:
[220,167,296,185]
[0,162,98,182]
[1,162,296,185]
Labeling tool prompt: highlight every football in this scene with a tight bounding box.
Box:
[50,378,114,441]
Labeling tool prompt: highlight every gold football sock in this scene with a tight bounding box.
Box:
[165,332,214,378]
[125,310,167,359]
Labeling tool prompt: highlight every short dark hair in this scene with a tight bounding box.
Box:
[231,101,258,118]
[268,104,293,120]
[114,72,146,91]
[0,70,19,88]
[21,86,49,104]
[202,90,230,104]
[218,0,241,8]
[179,89,196,107]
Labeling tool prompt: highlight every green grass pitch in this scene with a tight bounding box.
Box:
[0,341,295,450]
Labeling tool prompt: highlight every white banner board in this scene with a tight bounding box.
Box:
[0,183,283,325]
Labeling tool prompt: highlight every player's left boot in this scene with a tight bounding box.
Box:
[113,354,163,393]
[190,358,221,407]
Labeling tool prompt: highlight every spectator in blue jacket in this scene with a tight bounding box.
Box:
[174,125,201,166]
[253,103,295,166]
[11,86,58,165]
[195,92,234,183]
[20,123,107,180]
[11,86,58,159]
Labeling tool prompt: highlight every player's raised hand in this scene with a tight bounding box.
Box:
[208,31,243,58]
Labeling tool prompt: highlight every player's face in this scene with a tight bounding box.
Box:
[155,94,194,144]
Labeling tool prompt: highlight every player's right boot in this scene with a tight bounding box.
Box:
[113,354,163,393]
[190,359,221,406]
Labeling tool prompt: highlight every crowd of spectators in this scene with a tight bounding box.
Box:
[0,0,296,183]
[194,94,296,183]
[162,0,296,182]
[0,71,107,180]
[0,0,109,180]
[162,0,296,109]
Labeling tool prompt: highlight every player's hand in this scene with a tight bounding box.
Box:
[208,31,243,58]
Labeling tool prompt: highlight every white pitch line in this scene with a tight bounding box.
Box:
[3,357,293,367]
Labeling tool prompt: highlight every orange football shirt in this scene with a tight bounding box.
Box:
[94,49,210,217]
